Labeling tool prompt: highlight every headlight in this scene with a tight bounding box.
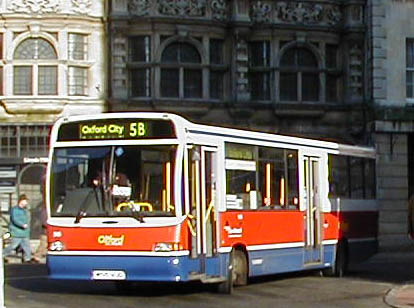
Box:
[153,242,182,252]
[49,241,65,251]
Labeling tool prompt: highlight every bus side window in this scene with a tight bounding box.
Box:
[258,147,299,210]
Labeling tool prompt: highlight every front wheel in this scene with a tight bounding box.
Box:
[217,249,248,294]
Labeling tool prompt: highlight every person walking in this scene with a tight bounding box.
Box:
[3,194,37,263]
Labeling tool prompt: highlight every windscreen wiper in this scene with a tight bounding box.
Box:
[74,187,100,224]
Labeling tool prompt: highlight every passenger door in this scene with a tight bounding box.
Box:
[188,145,219,276]
[302,156,323,264]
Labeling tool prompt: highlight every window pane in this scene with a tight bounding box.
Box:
[326,44,338,69]
[298,48,317,67]
[280,49,295,67]
[161,68,179,97]
[68,67,87,96]
[302,73,319,101]
[280,73,297,101]
[38,66,57,95]
[364,159,376,199]
[249,41,270,67]
[407,39,414,68]
[350,157,364,198]
[129,36,150,62]
[326,74,338,102]
[258,147,299,209]
[281,48,317,68]
[68,34,87,61]
[210,71,223,99]
[14,38,56,59]
[38,39,57,59]
[180,44,200,63]
[328,154,350,198]
[184,69,202,98]
[130,68,151,97]
[250,72,270,100]
[14,66,32,95]
[407,71,414,98]
[210,39,224,65]
[162,43,179,63]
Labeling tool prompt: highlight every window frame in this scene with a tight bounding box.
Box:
[13,38,58,96]
[160,42,203,99]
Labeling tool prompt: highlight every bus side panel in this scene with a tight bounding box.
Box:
[339,210,378,263]
[220,211,305,276]
[248,247,305,276]
[220,211,304,247]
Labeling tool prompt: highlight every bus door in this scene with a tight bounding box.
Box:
[189,146,218,276]
[303,156,322,265]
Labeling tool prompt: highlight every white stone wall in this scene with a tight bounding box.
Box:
[0,0,107,123]
[384,0,414,106]
[370,0,414,250]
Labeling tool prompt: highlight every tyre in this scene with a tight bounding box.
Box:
[217,249,248,294]
[233,250,248,286]
[322,241,348,277]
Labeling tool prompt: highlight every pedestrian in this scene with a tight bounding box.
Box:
[3,194,37,263]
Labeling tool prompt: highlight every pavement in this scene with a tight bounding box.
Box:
[386,285,414,308]
[362,252,414,308]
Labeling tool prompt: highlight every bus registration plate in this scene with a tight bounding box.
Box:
[92,270,126,280]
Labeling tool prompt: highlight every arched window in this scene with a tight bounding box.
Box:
[160,42,202,98]
[280,47,319,102]
[13,38,58,95]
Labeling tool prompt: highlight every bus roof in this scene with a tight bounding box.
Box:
[54,112,376,158]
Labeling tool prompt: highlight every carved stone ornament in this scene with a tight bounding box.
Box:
[276,2,323,24]
[8,0,60,14]
[129,0,151,16]
[210,0,227,21]
[250,1,272,23]
[327,6,342,25]
[71,0,91,15]
[157,0,207,17]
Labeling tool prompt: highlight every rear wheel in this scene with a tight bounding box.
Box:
[322,241,348,277]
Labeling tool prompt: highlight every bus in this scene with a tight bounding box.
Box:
[46,112,378,293]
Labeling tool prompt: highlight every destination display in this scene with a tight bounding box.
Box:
[57,119,176,141]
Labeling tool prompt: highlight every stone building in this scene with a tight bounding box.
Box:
[0,0,106,238]
[109,0,369,147]
[368,0,414,250]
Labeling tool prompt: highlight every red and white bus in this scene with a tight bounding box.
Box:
[46,112,377,293]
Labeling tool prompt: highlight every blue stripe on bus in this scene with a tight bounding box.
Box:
[47,254,226,282]
[47,245,336,282]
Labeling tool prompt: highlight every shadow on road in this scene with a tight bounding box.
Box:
[5,252,414,297]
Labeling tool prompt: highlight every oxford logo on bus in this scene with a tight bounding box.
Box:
[97,234,125,246]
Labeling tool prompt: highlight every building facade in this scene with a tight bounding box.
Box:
[109,0,369,147]
[369,0,414,250]
[109,0,388,245]
[0,0,106,238]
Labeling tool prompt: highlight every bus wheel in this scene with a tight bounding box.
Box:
[217,252,234,294]
[322,242,348,277]
[233,250,248,286]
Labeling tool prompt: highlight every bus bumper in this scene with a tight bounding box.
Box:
[47,254,200,282]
